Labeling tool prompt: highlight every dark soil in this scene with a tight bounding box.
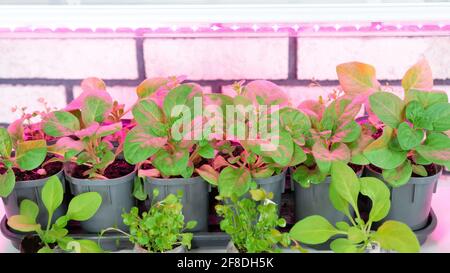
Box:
[20,235,55,253]
[71,159,134,179]
[368,163,439,177]
[0,156,63,182]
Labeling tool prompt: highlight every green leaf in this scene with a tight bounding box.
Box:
[292,165,327,188]
[363,127,407,169]
[406,89,448,108]
[330,161,360,211]
[289,215,340,245]
[124,126,164,165]
[349,133,373,165]
[374,221,420,253]
[81,94,112,125]
[0,128,12,158]
[412,164,427,177]
[401,59,433,93]
[425,102,450,132]
[41,175,64,218]
[133,176,147,201]
[279,107,311,138]
[185,221,197,230]
[218,167,251,197]
[416,132,450,165]
[249,189,266,201]
[330,238,359,253]
[132,99,165,130]
[198,143,215,159]
[329,182,351,218]
[336,62,380,96]
[0,169,15,198]
[7,215,40,232]
[335,221,350,232]
[347,227,366,243]
[73,240,104,253]
[405,101,430,130]
[163,84,198,120]
[333,120,361,143]
[19,199,39,223]
[382,160,413,187]
[152,149,189,177]
[369,92,404,128]
[43,111,80,137]
[359,177,390,222]
[37,246,54,253]
[15,140,47,171]
[397,122,424,150]
[66,192,102,221]
[289,145,307,167]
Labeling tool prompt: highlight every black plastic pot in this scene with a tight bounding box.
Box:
[144,176,209,232]
[66,170,136,233]
[1,169,67,228]
[253,170,286,212]
[364,165,442,230]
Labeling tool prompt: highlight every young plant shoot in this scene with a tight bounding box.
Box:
[289,162,420,253]
[7,175,103,253]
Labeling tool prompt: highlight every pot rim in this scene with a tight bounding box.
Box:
[13,168,64,189]
[366,164,443,184]
[65,166,136,186]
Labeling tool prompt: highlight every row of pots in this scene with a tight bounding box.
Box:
[2,163,441,236]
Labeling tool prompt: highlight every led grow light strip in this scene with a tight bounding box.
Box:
[0,3,450,28]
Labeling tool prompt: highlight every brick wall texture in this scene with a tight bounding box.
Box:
[0,36,449,124]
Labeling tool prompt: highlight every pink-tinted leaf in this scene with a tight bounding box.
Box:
[124,126,166,164]
[243,80,290,108]
[81,77,107,92]
[298,100,325,126]
[213,155,231,169]
[75,122,100,139]
[7,118,24,144]
[138,168,160,178]
[196,164,219,185]
[336,62,380,96]
[136,77,170,98]
[49,137,83,157]
[97,122,122,138]
[402,59,433,93]
[43,111,80,137]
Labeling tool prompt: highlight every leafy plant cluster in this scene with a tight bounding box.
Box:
[7,175,103,253]
[215,188,293,253]
[103,189,197,253]
[289,161,420,253]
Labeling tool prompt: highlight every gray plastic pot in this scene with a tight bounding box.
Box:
[66,170,135,233]
[144,176,209,232]
[293,167,362,223]
[253,170,286,211]
[2,169,67,228]
[364,165,442,230]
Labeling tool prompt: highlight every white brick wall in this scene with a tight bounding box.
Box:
[0,35,449,124]
[0,85,66,123]
[297,37,450,80]
[0,39,138,79]
[143,38,289,80]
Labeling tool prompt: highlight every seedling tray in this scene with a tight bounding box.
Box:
[0,207,437,252]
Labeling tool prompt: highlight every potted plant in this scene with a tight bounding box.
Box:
[101,189,196,253]
[215,188,292,253]
[0,121,66,228]
[289,161,420,253]
[42,78,136,233]
[7,175,103,253]
[199,80,310,209]
[292,94,364,225]
[124,78,212,231]
[362,59,449,230]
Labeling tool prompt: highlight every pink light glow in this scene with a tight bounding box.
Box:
[0,22,449,38]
